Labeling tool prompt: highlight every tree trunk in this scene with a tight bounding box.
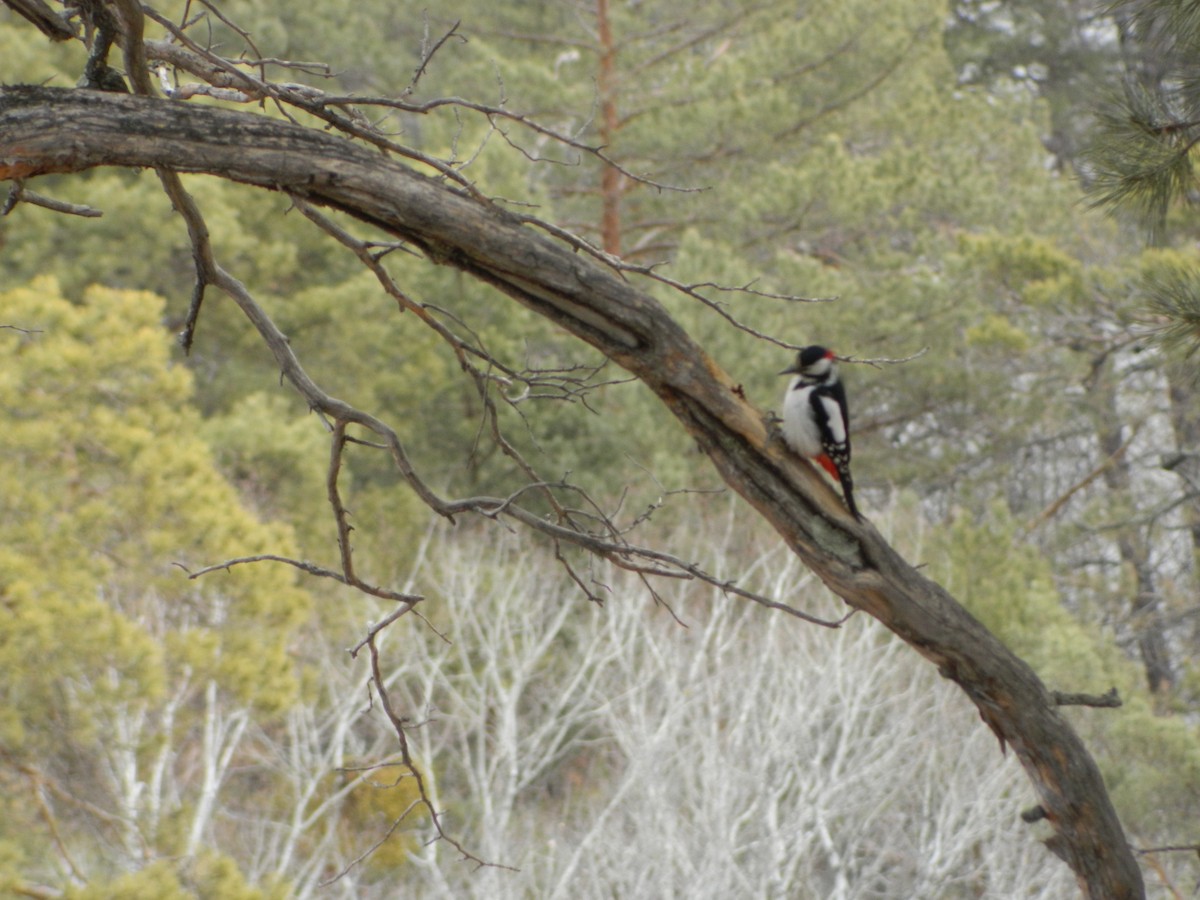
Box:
[1089,355,1174,694]
[0,86,1146,899]
[1167,372,1200,563]
[596,0,623,256]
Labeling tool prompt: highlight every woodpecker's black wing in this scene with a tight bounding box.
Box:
[810,381,860,519]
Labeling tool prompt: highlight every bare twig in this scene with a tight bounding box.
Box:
[178,554,424,607]
[192,0,268,75]
[516,215,835,349]
[1052,688,1122,708]
[288,197,472,367]
[2,180,102,217]
[232,57,336,76]
[348,92,699,195]
[317,801,421,887]
[1024,426,1139,533]
[140,18,479,192]
[104,0,218,355]
[178,279,207,352]
[837,346,930,368]
[348,631,516,872]
[1137,843,1200,855]
[328,421,358,582]
[409,17,464,92]
[554,542,608,606]
[13,764,85,883]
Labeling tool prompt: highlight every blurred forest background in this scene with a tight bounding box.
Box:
[2,0,1200,897]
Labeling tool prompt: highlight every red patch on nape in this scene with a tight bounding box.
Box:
[815,454,840,481]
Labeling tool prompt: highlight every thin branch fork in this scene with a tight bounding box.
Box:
[317,603,507,882]
[179,554,424,608]
[350,631,516,873]
[138,12,689,199]
[286,199,745,576]
[409,17,465,91]
[138,13,479,193]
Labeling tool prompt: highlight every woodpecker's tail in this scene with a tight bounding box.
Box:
[815,454,861,519]
[840,471,862,521]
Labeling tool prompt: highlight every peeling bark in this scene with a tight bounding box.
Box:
[0,86,1146,898]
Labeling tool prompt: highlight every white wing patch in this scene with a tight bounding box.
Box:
[816,394,847,445]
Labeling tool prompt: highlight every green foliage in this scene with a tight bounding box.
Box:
[202,390,334,552]
[337,768,422,876]
[944,0,1134,171]
[1098,695,1200,836]
[965,313,1033,351]
[0,278,313,888]
[930,505,1120,688]
[0,277,315,695]
[0,8,82,85]
[61,851,286,900]
[65,861,191,900]
[1080,1,1200,354]
[1087,83,1200,237]
[1133,248,1200,359]
[958,232,1085,295]
[183,851,291,900]
[928,506,1200,841]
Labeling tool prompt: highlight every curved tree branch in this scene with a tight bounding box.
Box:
[0,85,1144,898]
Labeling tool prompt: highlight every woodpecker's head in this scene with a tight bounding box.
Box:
[780,345,836,381]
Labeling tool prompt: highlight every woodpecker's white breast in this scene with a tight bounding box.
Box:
[781,378,823,458]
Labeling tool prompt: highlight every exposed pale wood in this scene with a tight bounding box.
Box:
[0,86,1145,898]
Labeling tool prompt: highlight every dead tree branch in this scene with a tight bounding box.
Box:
[2,179,102,217]
[1053,688,1122,708]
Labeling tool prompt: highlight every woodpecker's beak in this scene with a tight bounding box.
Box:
[779,363,802,376]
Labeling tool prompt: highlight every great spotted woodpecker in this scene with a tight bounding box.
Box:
[780,346,861,520]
